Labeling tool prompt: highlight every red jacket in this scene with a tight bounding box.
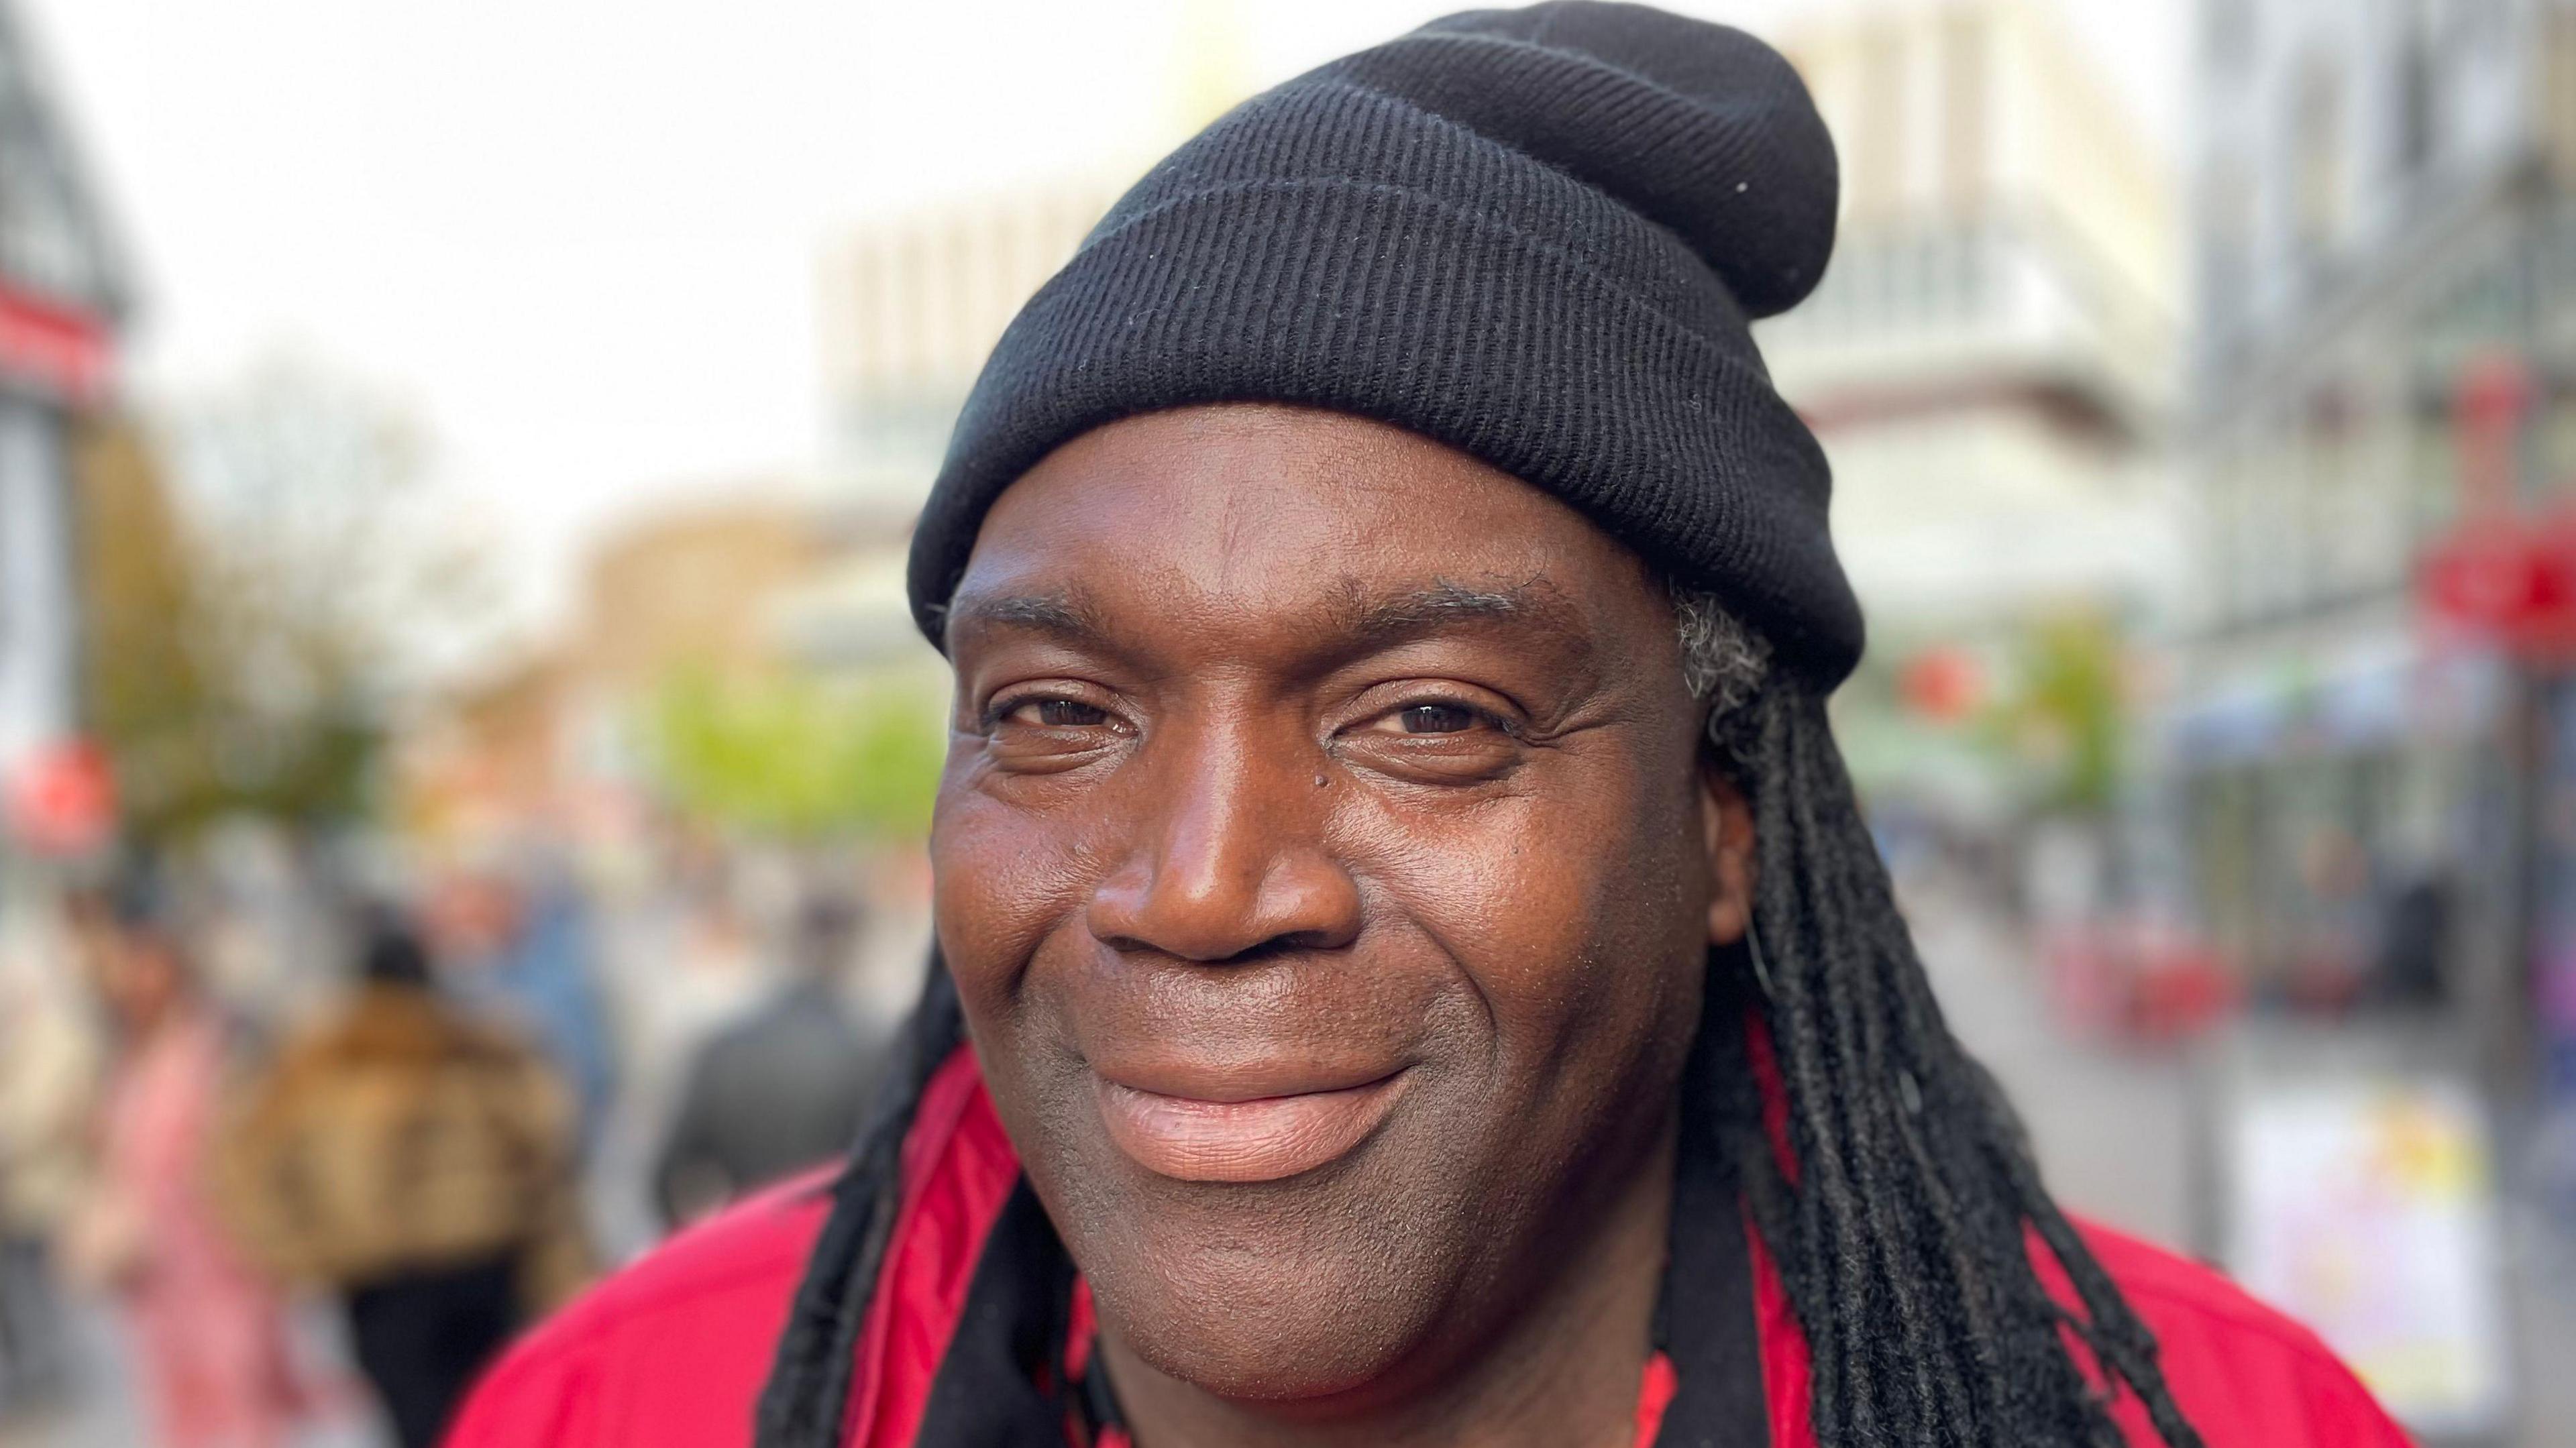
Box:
[448,1049,2410,1447]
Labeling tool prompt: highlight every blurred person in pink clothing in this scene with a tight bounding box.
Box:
[65,883,304,1448]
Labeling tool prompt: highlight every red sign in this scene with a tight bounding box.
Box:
[1900,646,1982,722]
[2418,511,2576,660]
[7,739,117,856]
[0,282,110,405]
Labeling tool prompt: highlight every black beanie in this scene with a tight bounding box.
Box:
[906,0,1861,684]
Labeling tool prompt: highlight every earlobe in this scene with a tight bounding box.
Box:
[1699,769,1756,948]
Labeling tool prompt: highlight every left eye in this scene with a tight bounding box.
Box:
[1001,698,1112,728]
[1395,704,1478,734]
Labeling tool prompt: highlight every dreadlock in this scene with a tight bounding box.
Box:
[757,596,2209,1448]
[1677,592,2203,1448]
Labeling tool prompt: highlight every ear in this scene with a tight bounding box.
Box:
[1699,765,1757,948]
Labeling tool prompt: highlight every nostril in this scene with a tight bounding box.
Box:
[1088,923,1342,968]
[1086,862,1362,964]
[1199,928,1353,968]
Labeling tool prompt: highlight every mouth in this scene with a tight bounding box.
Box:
[1093,1068,1410,1183]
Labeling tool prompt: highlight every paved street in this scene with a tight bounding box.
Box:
[1904,876,2576,1448]
[0,1297,384,1448]
[1904,883,2201,1252]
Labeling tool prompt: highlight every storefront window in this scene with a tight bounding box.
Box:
[2408,374,2461,541]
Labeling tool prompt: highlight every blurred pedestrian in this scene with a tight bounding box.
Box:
[0,916,100,1410]
[63,885,303,1448]
[652,893,885,1227]
[2288,826,2376,1013]
[215,916,591,1448]
[2373,865,2454,1011]
[427,860,619,1154]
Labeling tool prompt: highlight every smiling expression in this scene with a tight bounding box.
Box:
[932,403,1754,1405]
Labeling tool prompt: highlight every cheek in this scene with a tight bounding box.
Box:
[1350,758,1707,1061]
[930,779,1095,1015]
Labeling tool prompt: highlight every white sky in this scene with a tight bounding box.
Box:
[17,0,2182,632]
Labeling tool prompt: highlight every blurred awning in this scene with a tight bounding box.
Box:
[2163,645,2508,767]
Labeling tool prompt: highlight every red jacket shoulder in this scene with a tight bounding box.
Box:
[445,1170,837,1448]
[2077,1223,2412,1447]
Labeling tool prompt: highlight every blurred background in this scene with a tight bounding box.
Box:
[0,0,2567,1443]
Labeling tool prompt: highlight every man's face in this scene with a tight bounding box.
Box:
[934,405,1753,1401]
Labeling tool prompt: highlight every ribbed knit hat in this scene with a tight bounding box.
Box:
[907,0,1861,684]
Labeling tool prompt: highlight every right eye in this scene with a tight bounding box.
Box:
[1006,698,1112,728]
[979,690,1130,776]
[985,690,1125,734]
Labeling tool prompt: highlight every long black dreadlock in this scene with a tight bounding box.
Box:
[755,597,2208,1448]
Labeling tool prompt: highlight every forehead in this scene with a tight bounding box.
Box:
[955,405,1664,647]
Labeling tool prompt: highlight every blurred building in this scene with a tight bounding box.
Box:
[405,498,828,846]
[2157,12,2576,1432]
[2165,0,2576,1037]
[812,0,1246,516]
[0,0,127,862]
[403,490,956,861]
[818,182,1122,507]
[802,176,1126,671]
[802,182,1123,673]
[580,505,824,694]
[1762,0,2178,831]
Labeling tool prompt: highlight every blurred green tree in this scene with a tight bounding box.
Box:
[74,357,493,843]
[646,666,942,840]
[1986,612,2129,817]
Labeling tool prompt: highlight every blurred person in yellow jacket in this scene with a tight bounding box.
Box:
[0,910,101,1410]
[214,914,592,1448]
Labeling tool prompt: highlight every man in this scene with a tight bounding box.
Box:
[451,6,2406,1445]
[654,893,886,1227]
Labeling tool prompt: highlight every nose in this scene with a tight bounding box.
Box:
[1086,725,1362,964]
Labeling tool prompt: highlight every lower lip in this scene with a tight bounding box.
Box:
[1095,1074,1406,1183]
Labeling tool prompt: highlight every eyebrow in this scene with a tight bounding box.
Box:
[941,589,1106,648]
[943,576,1589,663]
[1338,578,1585,651]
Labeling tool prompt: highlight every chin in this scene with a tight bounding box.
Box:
[1091,1237,1435,1402]
[1067,1168,1460,1404]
